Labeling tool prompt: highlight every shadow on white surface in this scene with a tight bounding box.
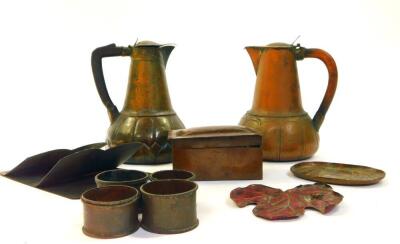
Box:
[130,228,163,239]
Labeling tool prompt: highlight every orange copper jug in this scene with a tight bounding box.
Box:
[92,41,185,164]
[240,43,338,161]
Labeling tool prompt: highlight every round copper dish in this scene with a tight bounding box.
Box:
[291,161,385,186]
[81,185,140,238]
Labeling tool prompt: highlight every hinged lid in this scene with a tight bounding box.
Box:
[245,42,294,49]
[168,126,261,149]
[133,40,174,48]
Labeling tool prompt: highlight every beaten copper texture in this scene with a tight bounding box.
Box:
[92,41,185,165]
[240,43,338,161]
[169,126,262,181]
[150,169,195,181]
[291,161,385,185]
[140,180,199,234]
[81,186,140,238]
[230,183,343,220]
[95,169,149,189]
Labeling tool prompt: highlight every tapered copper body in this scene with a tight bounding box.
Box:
[92,41,185,164]
[240,43,338,161]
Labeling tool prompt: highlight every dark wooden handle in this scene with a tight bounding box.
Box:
[304,48,338,131]
[91,44,131,123]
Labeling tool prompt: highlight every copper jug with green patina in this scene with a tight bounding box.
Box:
[92,41,185,164]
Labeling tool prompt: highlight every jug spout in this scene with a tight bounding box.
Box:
[160,45,174,67]
[122,42,175,115]
[245,47,262,74]
[248,43,305,115]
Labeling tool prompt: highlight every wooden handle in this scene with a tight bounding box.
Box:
[91,44,131,123]
[303,48,338,131]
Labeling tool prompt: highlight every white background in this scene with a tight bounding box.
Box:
[0,0,399,243]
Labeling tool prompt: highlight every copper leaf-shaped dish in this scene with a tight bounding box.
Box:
[230,183,343,220]
[229,184,283,207]
[291,161,385,186]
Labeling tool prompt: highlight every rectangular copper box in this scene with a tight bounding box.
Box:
[168,126,263,181]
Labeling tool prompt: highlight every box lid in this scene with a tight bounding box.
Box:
[168,126,261,148]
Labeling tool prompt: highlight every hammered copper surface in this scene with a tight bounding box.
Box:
[240,43,338,161]
[230,183,343,220]
[92,41,184,165]
[95,169,149,188]
[81,186,140,238]
[95,169,149,212]
[150,169,195,181]
[140,180,199,234]
[169,126,262,181]
[291,161,385,185]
